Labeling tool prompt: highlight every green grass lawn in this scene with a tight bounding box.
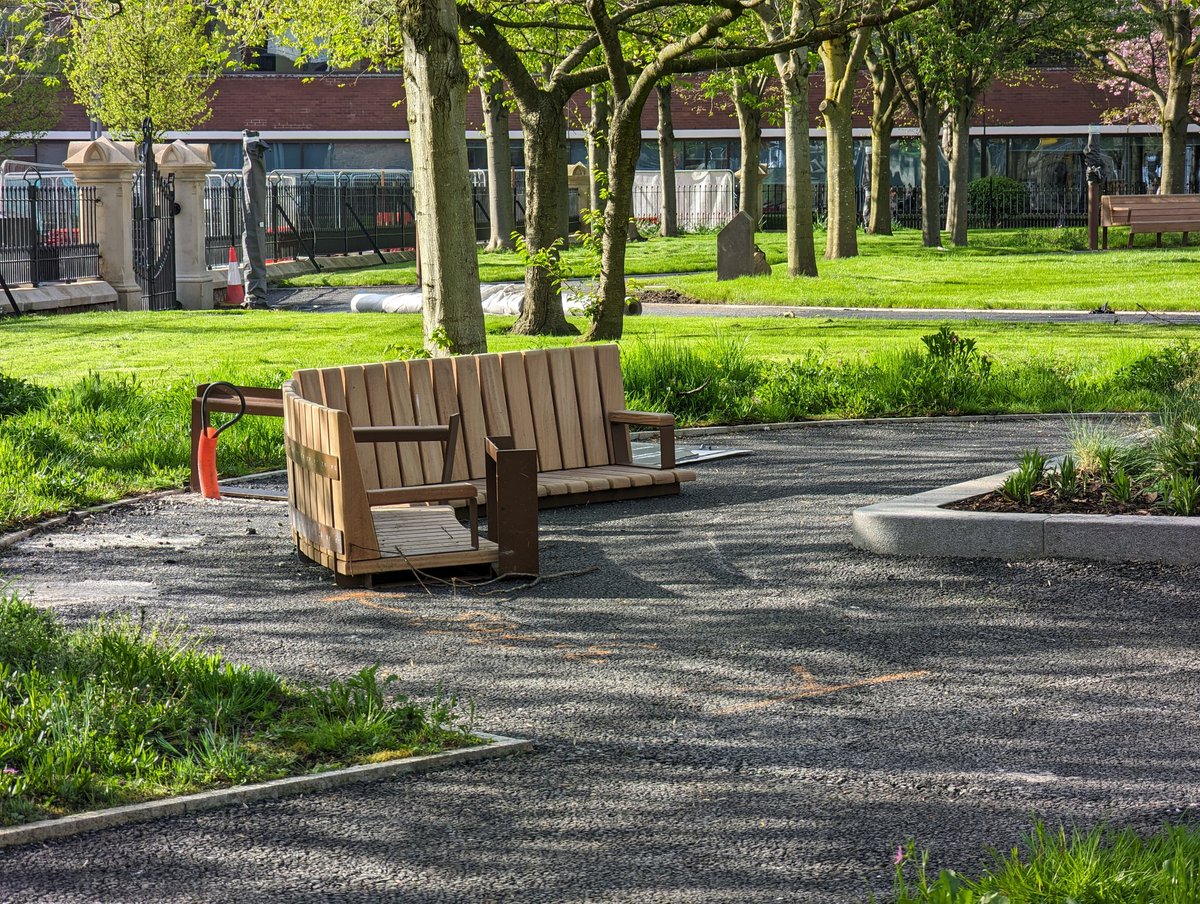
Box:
[281,227,1200,313]
[2,309,1196,385]
[0,309,1196,529]
[665,228,1200,311]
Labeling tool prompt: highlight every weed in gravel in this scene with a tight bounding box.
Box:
[878,822,1200,903]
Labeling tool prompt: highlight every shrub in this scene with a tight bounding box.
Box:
[967,176,1029,228]
[621,334,761,424]
[1115,341,1200,394]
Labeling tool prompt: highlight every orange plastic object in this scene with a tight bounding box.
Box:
[197,426,221,499]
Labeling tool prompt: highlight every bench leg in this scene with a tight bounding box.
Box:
[1185,232,1190,247]
[486,440,539,576]
[189,396,203,492]
[1156,232,1163,248]
[1128,231,1135,249]
[1102,227,1108,250]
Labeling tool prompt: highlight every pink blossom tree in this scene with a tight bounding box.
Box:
[1086,2,1200,194]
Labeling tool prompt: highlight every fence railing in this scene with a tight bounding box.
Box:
[0,181,100,287]
[205,173,580,266]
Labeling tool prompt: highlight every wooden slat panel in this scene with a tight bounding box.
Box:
[499,351,536,451]
[384,362,425,486]
[314,402,334,537]
[432,357,468,482]
[341,366,380,490]
[284,436,340,479]
[296,369,322,402]
[570,346,609,466]
[320,367,348,413]
[364,364,402,488]
[595,344,631,462]
[547,348,585,470]
[453,355,488,479]
[523,350,561,471]
[477,354,511,440]
[406,359,445,484]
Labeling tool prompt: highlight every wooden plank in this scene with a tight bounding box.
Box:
[406,359,445,484]
[314,402,334,538]
[432,357,468,482]
[523,350,562,471]
[363,364,402,489]
[547,348,585,469]
[594,343,631,463]
[284,436,341,480]
[320,367,348,413]
[499,351,537,452]
[341,365,380,490]
[570,346,609,466]
[453,355,488,479]
[296,369,322,402]
[477,354,511,439]
[384,362,425,486]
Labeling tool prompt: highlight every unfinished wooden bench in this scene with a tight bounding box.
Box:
[1101,194,1200,248]
[283,380,538,587]
[291,345,697,508]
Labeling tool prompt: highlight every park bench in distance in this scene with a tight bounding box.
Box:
[291,345,697,509]
[1101,194,1200,248]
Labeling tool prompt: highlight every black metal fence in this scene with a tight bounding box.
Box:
[204,172,583,265]
[0,180,100,287]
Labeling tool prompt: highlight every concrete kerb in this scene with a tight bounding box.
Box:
[852,465,1200,565]
[0,733,532,849]
[0,489,183,552]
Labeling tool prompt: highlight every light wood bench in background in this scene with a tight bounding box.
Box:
[1101,194,1200,248]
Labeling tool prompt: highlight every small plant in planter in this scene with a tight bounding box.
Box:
[1108,466,1135,504]
[1165,473,1200,516]
[1051,454,1080,500]
[1000,449,1046,504]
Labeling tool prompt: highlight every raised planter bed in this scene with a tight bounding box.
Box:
[851,469,1200,564]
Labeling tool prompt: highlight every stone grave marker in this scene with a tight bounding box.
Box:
[717,211,756,280]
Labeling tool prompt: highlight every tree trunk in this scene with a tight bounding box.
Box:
[511,99,577,336]
[1160,72,1193,194]
[944,99,971,246]
[588,86,609,214]
[479,68,514,252]
[401,0,485,356]
[657,83,678,237]
[866,61,897,236]
[733,79,763,229]
[918,102,942,248]
[588,103,643,341]
[779,58,818,277]
[819,32,866,259]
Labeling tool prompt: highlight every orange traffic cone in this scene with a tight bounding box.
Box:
[225,246,244,306]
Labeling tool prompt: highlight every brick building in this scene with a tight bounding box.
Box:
[18,66,1189,195]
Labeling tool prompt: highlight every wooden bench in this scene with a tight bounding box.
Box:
[283,380,539,586]
[1101,194,1200,248]
[291,345,697,508]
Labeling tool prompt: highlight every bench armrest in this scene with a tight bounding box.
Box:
[354,413,462,484]
[607,410,676,469]
[367,483,478,506]
[484,435,539,575]
[609,409,675,427]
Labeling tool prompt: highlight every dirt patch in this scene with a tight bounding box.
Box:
[945,482,1182,517]
[634,286,706,305]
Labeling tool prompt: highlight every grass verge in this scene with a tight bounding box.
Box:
[877,822,1200,903]
[0,593,478,827]
[0,311,1195,529]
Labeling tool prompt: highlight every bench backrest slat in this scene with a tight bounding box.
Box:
[294,345,629,486]
[548,347,587,470]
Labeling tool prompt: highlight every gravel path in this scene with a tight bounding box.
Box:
[2,417,1199,903]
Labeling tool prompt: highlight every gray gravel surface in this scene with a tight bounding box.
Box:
[2,417,1198,903]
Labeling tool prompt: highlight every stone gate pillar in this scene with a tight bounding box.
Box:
[157,141,215,310]
[63,138,142,311]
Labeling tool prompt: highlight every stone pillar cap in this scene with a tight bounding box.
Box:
[63,137,139,169]
[156,140,213,172]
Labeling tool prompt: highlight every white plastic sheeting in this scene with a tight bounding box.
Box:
[632,169,736,231]
[351,283,592,316]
